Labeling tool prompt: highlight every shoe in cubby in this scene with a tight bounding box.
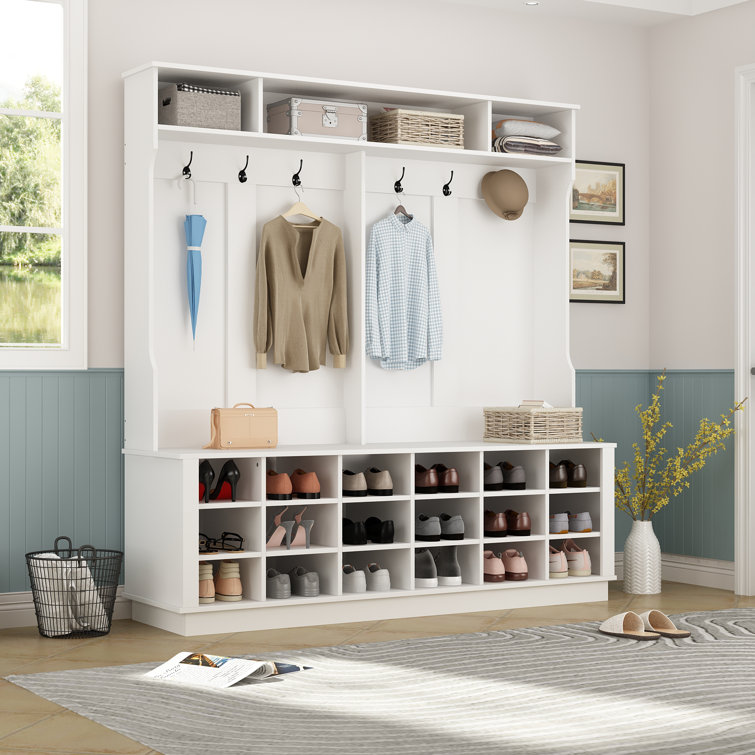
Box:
[199,561,215,603]
[414,548,438,588]
[563,539,592,576]
[289,566,319,597]
[342,564,366,593]
[549,545,568,579]
[483,550,505,582]
[365,563,391,592]
[501,549,528,581]
[435,546,462,586]
[569,511,593,533]
[267,568,291,599]
[214,561,242,601]
[416,514,441,541]
[342,470,368,497]
[549,512,568,535]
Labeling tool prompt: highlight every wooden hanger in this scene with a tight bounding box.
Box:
[394,202,413,220]
[282,200,322,227]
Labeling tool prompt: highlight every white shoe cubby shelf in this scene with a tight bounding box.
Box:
[124,442,615,635]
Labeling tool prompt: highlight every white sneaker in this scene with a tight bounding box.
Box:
[549,545,568,578]
[569,512,592,532]
[563,539,591,576]
[365,563,391,591]
[342,564,366,593]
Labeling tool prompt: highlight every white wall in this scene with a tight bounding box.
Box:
[649,1,755,368]
[88,0,651,371]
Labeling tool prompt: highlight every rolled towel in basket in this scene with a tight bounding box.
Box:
[66,558,109,632]
[29,553,74,637]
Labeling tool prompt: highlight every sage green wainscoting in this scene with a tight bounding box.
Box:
[0,369,124,593]
[576,370,735,561]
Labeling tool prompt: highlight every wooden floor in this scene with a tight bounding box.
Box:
[0,581,752,755]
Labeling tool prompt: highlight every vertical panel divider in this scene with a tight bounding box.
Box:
[335,452,344,596]
[343,151,366,443]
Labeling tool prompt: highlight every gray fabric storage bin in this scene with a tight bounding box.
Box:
[158,83,241,130]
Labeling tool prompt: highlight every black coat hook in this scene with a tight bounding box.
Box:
[238,155,249,183]
[442,170,454,197]
[292,159,303,187]
[182,151,193,179]
[394,166,405,194]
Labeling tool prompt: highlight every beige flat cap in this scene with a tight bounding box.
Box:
[481,169,529,220]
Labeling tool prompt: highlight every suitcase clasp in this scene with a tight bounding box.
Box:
[322,105,338,128]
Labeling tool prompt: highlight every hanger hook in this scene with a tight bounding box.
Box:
[292,159,303,187]
[394,166,405,194]
[442,170,454,197]
[182,151,193,179]
[238,155,249,184]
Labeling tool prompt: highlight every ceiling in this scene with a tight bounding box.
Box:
[438,0,750,26]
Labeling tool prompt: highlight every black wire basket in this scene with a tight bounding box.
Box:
[25,536,123,639]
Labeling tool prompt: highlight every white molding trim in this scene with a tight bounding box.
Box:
[0,586,131,630]
[735,63,755,596]
[0,0,87,370]
[615,552,735,591]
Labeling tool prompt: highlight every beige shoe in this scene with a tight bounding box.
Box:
[563,539,591,576]
[342,469,368,497]
[599,611,660,640]
[214,560,242,601]
[548,545,568,579]
[199,561,215,604]
[364,467,394,496]
[639,610,691,638]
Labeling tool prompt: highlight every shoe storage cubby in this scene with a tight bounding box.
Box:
[413,451,480,497]
[341,452,413,498]
[549,491,601,535]
[198,457,264,505]
[125,442,614,634]
[342,499,412,546]
[414,497,481,541]
[199,506,263,556]
[342,549,412,593]
[483,449,548,493]
[265,501,339,551]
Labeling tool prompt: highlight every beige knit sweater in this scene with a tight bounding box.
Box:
[254,216,349,373]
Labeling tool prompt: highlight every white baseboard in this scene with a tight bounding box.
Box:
[0,587,132,629]
[614,552,735,591]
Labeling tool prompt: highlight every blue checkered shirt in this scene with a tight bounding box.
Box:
[365,214,442,370]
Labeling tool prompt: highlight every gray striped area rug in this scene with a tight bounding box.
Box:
[8,609,755,755]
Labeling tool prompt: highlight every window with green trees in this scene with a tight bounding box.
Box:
[0,0,63,346]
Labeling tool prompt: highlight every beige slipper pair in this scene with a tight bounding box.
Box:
[599,609,691,640]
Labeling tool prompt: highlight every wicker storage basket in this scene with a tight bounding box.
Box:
[483,406,583,444]
[370,109,464,149]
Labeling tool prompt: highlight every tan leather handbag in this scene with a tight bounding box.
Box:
[204,403,278,449]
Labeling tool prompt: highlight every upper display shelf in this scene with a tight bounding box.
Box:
[125,62,577,164]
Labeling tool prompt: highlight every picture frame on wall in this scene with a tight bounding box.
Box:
[570,160,625,225]
[569,239,625,304]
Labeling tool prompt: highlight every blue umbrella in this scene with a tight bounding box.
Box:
[184,214,207,345]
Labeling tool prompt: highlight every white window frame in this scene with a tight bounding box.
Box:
[0,0,87,369]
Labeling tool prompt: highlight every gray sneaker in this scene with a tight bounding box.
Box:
[484,463,504,491]
[416,514,441,541]
[266,568,291,599]
[435,546,462,586]
[499,462,526,490]
[440,513,464,540]
[365,563,391,591]
[289,566,319,597]
[415,548,438,588]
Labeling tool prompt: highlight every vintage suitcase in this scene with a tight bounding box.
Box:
[267,97,367,141]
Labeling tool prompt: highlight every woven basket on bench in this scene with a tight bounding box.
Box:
[369,109,464,149]
[483,407,583,444]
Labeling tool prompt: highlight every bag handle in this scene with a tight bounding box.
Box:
[77,545,97,565]
[232,403,256,409]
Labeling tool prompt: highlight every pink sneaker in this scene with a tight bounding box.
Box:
[483,550,505,582]
[549,545,568,579]
[502,549,528,581]
[214,560,243,601]
[563,539,591,576]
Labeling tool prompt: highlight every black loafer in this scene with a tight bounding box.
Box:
[365,516,394,544]
[342,517,367,545]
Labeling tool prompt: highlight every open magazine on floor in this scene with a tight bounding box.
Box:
[145,652,310,689]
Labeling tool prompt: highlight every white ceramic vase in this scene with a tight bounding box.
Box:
[623,520,662,594]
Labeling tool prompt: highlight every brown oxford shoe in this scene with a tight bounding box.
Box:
[415,465,439,494]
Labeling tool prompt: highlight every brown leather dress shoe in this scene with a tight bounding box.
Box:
[291,469,321,499]
[431,463,460,493]
[558,459,587,487]
[415,465,439,494]
[549,461,568,488]
[484,510,507,538]
[504,509,531,536]
[266,470,292,500]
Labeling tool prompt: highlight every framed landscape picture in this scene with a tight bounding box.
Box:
[570,160,625,225]
[569,240,625,303]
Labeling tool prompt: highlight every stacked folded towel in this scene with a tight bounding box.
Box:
[491,118,563,156]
